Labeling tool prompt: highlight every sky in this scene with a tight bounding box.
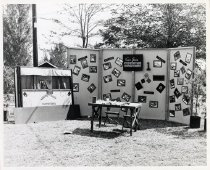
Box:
[36,3,113,60]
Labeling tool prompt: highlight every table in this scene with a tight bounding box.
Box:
[88,100,142,136]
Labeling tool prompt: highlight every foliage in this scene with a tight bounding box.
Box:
[3,4,32,94]
[3,4,32,67]
[48,4,108,48]
[98,4,206,59]
[40,43,67,69]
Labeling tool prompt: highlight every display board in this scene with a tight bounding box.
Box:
[67,47,195,125]
[67,48,100,116]
[168,47,195,124]
[134,49,168,120]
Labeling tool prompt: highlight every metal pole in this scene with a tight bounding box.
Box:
[32,4,38,67]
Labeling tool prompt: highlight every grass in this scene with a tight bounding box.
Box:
[3,118,207,166]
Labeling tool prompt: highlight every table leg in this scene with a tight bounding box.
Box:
[91,106,95,132]
[99,106,102,128]
[130,108,133,136]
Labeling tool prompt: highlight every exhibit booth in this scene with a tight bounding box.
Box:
[67,47,195,125]
[14,62,74,123]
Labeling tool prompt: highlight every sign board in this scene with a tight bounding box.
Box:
[123,54,143,71]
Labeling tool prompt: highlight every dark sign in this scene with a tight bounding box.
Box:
[123,54,143,71]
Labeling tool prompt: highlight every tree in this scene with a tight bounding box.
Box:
[48,4,108,48]
[98,4,206,59]
[40,43,67,69]
[3,4,32,67]
[3,4,32,94]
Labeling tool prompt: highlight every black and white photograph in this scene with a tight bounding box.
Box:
[149,101,158,108]
[174,70,180,77]
[185,53,192,63]
[103,75,112,83]
[111,68,121,78]
[103,93,112,101]
[169,95,176,103]
[175,103,182,111]
[2,2,206,168]
[89,66,97,73]
[185,69,192,80]
[81,74,90,82]
[73,83,79,92]
[72,65,81,75]
[90,54,96,63]
[153,60,162,68]
[103,62,112,70]
[115,57,123,67]
[174,51,181,61]
[170,79,175,89]
[117,79,126,86]
[80,58,89,69]
[87,83,96,93]
[180,66,186,74]
[181,86,188,94]
[177,78,184,85]
[69,55,77,64]
[170,62,177,70]
[138,96,147,103]
[121,92,131,102]
[169,110,175,117]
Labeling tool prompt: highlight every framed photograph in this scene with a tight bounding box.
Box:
[174,51,181,61]
[121,92,131,102]
[69,55,76,64]
[72,65,81,76]
[174,88,181,99]
[174,70,180,77]
[169,110,175,117]
[87,83,96,93]
[80,58,88,69]
[170,62,177,70]
[177,78,184,85]
[182,95,190,105]
[73,83,79,92]
[169,95,176,103]
[117,79,126,86]
[90,54,96,63]
[156,83,165,93]
[185,53,192,63]
[138,96,147,103]
[170,79,175,89]
[89,66,97,73]
[185,69,192,80]
[181,86,188,94]
[103,62,112,70]
[103,93,112,101]
[112,68,121,78]
[175,103,182,111]
[135,82,143,90]
[103,75,112,83]
[149,101,158,108]
[153,60,162,68]
[180,66,186,74]
[115,57,123,67]
[81,74,90,82]
[183,108,190,116]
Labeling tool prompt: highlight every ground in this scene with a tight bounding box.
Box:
[3,118,206,166]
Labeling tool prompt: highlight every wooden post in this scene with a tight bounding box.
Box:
[131,48,136,102]
[32,4,38,67]
[98,49,103,99]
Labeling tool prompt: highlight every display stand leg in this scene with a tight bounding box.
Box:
[91,106,95,132]
[99,106,102,128]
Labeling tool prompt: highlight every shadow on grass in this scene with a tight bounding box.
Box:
[71,128,125,139]
[155,126,206,139]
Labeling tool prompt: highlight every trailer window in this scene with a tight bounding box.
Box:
[21,76,34,89]
[52,76,70,89]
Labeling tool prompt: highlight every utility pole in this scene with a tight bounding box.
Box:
[32,4,38,67]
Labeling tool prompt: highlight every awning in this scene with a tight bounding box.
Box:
[20,67,72,76]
